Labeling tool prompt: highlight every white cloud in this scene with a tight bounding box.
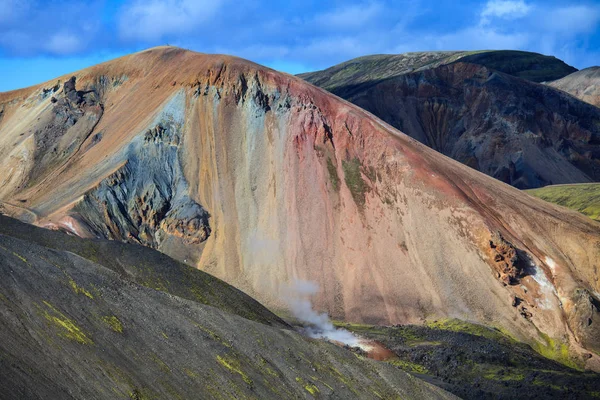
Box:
[0,1,100,56]
[301,36,376,58]
[119,0,224,41]
[481,0,531,25]
[429,26,529,51]
[0,30,34,53]
[313,2,384,29]
[539,5,600,34]
[45,32,83,55]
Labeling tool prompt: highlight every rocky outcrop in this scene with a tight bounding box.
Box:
[74,92,210,250]
[569,288,600,355]
[489,232,525,285]
[29,76,103,185]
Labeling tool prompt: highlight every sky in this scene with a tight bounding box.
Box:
[0,0,599,91]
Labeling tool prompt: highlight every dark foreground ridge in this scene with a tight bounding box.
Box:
[0,215,455,399]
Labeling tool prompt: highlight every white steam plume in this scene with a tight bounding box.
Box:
[285,279,362,347]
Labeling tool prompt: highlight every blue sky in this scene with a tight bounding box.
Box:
[0,0,599,91]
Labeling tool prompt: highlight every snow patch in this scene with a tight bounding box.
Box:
[531,265,558,310]
[61,220,79,235]
[544,256,557,275]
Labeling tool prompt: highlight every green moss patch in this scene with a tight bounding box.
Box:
[425,319,513,342]
[102,315,123,333]
[296,377,320,396]
[533,332,581,370]
[327,157,340,191]
[216,354,253,385]
[69,278,94,299]
[387,359,429,374]
[42,301,93,345]
[342,158,368,207]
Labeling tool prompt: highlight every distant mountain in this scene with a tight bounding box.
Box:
[549,67,600,107]
[1,47,599,371]
[0,214,455,399]
[299,50,577,97]
[301,51,599,189]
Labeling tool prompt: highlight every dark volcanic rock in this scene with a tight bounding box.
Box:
[301,52,593,189]
[64,76,82,104]
[457,50,577,83]
[336,321,600,400]
[569,288,600,355]
[29,75,103,186]
[341,63,600,188]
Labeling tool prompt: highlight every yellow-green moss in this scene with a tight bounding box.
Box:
[42,301,93,345]
[69,278,94,299]
[296,377,320,396]
[0,242,30,265]
[128,388,150,400]
[387,359,429,374]
[327,157,340,191]
[532,378,566,391]
[12,251,29,264]
[258,357,280,377]
[149,353,171,373]
[342,158,368,207]
[483,366,525,381]
[183,368,198,379]
[189,286,209,305]
[216,354,253,385]
[101,315,123,333]
[533,332,581,370]
[425,319,511,342]
[192,322,232,348]
[333,321,387,335]
[141,276,169,292]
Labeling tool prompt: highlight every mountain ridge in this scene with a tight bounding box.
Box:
[0,213,456,399]
[299,50,577,95]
